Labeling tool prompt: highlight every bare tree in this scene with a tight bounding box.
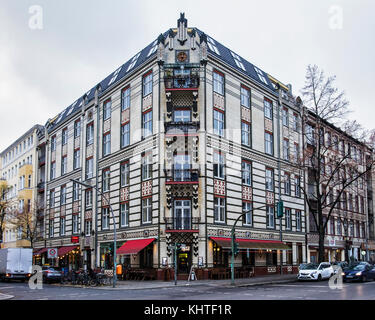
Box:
[299,65,374,263]
[0,180,15,246]
[9,200,44,248]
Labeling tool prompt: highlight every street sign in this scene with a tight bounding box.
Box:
[71,236,79,243]
[48,248,58,259]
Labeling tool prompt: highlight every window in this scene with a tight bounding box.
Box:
[294,143,299,163]
[295,176,301,197]
[50,162,56,179]
[126,52,141,72]
[121,123,130,148]
[143,72,153,97]
[60,185,66,205]
[241,121,251,147]
[62,128,68,145]
[142,152,153,180]
[282,108,289,127]
[60,217,65,236]
[174,110,191,122]
[102,207,110,230]
[74,120,81,138]
[86,123,94,146]
[213,152,225,179]
[73,149,80,170]
[242,161,252,186]
[265,168,274,191]
[51,136,56,152]
[264,99,273,120]
[73,181,79,201]
[50,190,55,207]
[243,202,252,226]
[173,154,191,181]
[296,210,302,231]
[61,156,67,175]
[120,202,129,227]
[284,173,291,195]
[231,51,246,71]
[330,217,335,235]
[240,86,250,108]
[306,124,315,145]
[214,197,225,223]
[207,36,220,55]
[103,100,112,120]
[72,214,79,234]
[265,132,273,155]
[213,71,224,95]
[142,198,152,223]
[292,113,299,131]
[28,175,31,188]
[103,133,111,156]
[102,169,110,192]
[213,109,224,137]
[85,189,93,208]
[143,110,153,138]
[266,206,275,228]
[337,219,342,235]
[283,139,290,161]
[285,208,291,230]
[49,219,54,237]
[86,158,93,179]
[254,66,268,85]
[85,220,92,236]
[120,162,130,187]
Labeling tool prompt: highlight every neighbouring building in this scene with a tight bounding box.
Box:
[32,13,309,279]
[303,110,375,263]
[0,125,43,248]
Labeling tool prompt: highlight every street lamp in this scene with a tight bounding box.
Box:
[70,179,117,288]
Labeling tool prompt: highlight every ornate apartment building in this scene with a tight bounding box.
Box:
[0,125,43,248]
[32,14,309,278]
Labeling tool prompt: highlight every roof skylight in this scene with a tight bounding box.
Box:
[254,66,268,85]
[126,52,141,72]
[207,37,220,55]
[108,67,122,87]
[147,40,158,57]
[230,51,246,71]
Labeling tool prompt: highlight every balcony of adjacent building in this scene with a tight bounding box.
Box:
[37,181,45,193]
[38,154,46,167]
[164,64,200,91]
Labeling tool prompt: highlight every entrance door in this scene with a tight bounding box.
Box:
[174,200,191,230]
[177,246,192,274]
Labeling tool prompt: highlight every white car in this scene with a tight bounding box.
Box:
[298,262,334,281]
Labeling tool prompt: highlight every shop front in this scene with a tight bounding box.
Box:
[33,248,48,266]
[209,237,292,277]
[57,246,81,271]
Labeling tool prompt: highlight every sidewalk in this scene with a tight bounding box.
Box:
[54,273,298,290]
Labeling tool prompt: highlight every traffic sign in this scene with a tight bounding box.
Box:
[48,248,58,259]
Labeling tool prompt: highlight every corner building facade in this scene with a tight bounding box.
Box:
[34,14,306,278]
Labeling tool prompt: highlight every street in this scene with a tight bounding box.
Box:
[1,280,375,300]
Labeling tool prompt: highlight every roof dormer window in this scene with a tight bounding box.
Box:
[207,37,220,55]
[230,51,246,71]
[254,66,268,85]
[126,52,141,72]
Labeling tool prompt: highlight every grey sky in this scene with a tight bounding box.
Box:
[0,0,374,152]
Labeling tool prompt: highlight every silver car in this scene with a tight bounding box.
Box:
[298,262,334,281]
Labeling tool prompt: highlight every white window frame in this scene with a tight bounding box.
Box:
[214,197,225,223]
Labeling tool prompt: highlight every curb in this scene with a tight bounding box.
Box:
[0,293,14,300]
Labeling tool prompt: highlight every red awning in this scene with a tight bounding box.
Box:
[58,246,78,257]
[33,248,48,256]
[210,237,291,250]
[117,238,156,255]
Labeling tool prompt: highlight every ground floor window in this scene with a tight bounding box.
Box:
[139,246,153,268]
[242,250,255,266]
[266,250,277,266]
[213,242,228,267]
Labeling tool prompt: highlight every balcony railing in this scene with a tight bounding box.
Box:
[165,169,199,184]
[164,75,200,90]
[164,217,200,231]
[165,121,199,135]
[37,182,45,192]
[38,155,46,166]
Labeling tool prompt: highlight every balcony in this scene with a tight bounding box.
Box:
[164,217,200,232]
[165,121,199,135]
[165,169,199,185]
[164,65,200,91]
[37,181,45,193]
[38,155,46,166]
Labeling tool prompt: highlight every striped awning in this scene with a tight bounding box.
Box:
[210,237,291,250]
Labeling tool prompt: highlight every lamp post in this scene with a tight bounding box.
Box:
[71,179,117,288]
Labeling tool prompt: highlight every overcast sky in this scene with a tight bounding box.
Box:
[0,0,374,152]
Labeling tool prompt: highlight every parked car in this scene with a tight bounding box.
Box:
[332,261,348,274]
[298,262,334,281]
[42,267,62,283]
[342,262,375,282]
